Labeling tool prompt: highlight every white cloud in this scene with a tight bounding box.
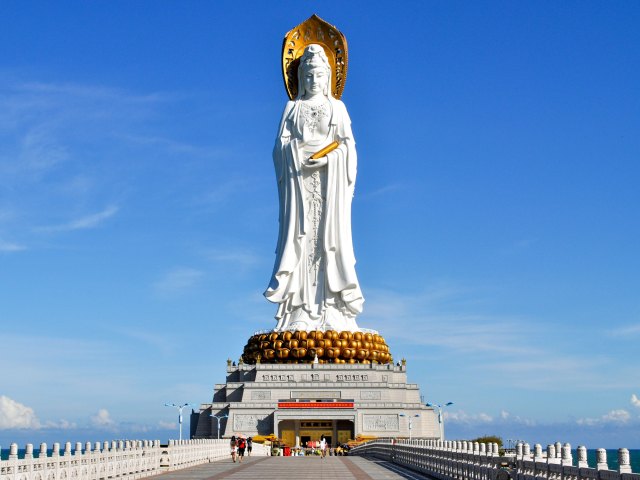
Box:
[445,410,494,425]
[0,239,26,252]
[206,248,261,268]
[152,267,204,296]
[36,205,119,233]
[119,133,226,158]
[43,419,77,429]
[111,328,174,353]
[91,409,115,428]
[365,286,536,356]
[611,324,640,337]
[0,208,16,222]
[0,396,40,429]
[577,409,631,426]
[631,394,640,408]
[19,126,69,173]
[443,409,537,428]
[197,179,250,205]
[360,183,402,200]
[158,420,177,429]
[363,285,622,391]
[603,409,631,423]
[501,237,539,256]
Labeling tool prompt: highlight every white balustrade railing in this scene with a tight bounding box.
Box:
[350,439,640,480]
[0,438,269,480]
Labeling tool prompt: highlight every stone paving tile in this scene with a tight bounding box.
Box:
[147,455,434,480]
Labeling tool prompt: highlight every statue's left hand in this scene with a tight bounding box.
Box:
[303,156,328,169]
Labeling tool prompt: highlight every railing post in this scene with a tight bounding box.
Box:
[596,448,608,471]
[577,445,588,468]
[618,448,631,474]
[561,443,572,466]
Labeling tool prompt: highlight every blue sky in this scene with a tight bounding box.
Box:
[1,1,639,450]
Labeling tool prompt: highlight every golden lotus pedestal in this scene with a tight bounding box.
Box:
[241,330,393,365]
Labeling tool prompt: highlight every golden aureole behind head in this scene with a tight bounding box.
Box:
[282,14,348,100]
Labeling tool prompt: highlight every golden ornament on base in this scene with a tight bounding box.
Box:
[242,330,393,365]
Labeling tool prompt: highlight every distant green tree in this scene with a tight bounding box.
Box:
[471,435,503,448]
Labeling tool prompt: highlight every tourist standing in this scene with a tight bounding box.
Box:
[320,435,327,459]
[247,437,253,456]
[230,435,237,463]
[237,436,246,462]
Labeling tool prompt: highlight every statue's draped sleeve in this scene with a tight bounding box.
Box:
[267,101,301,313]
[324,99,363,314]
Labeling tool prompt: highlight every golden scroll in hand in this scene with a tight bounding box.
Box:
[310,141,340,160]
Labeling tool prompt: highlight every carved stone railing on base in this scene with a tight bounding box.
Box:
[0,438,269,480]
[350,439,639,480]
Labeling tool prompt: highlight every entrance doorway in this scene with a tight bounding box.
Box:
[300,420,332,447]
[279,419,354,448]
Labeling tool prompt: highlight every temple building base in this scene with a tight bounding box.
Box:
[191,361,440,446]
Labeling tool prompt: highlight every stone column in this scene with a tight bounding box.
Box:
[332,420,337,448]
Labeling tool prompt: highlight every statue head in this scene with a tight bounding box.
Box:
[297,44,332,99]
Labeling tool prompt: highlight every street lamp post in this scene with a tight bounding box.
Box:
[210,414,228,439]
[164,403,195,441]
[426,401,453,441]
[399,413,420,441]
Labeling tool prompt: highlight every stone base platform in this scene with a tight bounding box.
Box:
[191,361,439,447]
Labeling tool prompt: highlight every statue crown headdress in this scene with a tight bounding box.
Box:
[300,44,330,71]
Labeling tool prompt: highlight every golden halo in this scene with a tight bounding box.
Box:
[281,14,348,100]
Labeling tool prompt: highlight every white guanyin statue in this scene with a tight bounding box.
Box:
[264,43,364,332]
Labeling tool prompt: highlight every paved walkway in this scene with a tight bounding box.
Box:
[148,455,433,480]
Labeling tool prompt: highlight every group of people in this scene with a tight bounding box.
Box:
[229,435,252,463]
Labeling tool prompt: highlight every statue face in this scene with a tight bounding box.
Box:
[303,66,329,96]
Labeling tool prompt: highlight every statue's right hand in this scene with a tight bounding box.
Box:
[303,156,328,169]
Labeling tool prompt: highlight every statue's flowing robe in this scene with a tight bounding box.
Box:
[265,97,364,330]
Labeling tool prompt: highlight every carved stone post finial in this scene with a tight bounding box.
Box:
[561,443,572,465]
[596,448,608,470]
[534,444,543,458]
[554,441,562,458]
[516,442,523,457]
[577,445,588,468]
[618,448,631,474]
[547,444,556,461]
